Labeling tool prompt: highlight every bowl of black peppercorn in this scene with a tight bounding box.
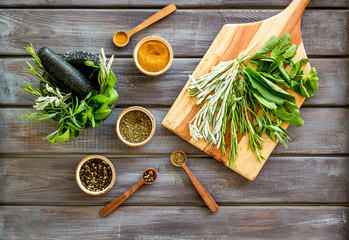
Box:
[76,155,116,195]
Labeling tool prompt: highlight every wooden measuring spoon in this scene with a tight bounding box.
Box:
[171,150,219,213]
[100,168,157,217]
[113,3,177,47]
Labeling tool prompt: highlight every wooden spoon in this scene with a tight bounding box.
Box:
[113,3,177,47]
[171,150,219,213]
[100,168,157,217]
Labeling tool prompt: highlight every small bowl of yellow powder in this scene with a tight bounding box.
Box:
[133,36,173,76]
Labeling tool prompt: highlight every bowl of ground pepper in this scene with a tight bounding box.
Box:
[76,155,116,195]
[116,106,156,147]
[133,36,173,76]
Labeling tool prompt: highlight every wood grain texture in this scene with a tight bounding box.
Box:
[1,157,348,204]
[1,0,348,8]
[0,1,347,239]
[1,58,348,106]
[0,108,348,155]
[0,206,348,239]
[0,9,348,56]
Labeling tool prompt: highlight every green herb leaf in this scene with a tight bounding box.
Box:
[270,33,291,58]
[268,55,285,73]
[271,105,304,127]
[104,85,119,104]
[83,60,99,68]
[91,94,110,104]
[251,88,277,109]
[251,36,279,58]
[57,128,70,143]
[94,109,112,120]
[283,44,297,59]
[289,58,309,78]
[38,113,58,121]
[108,71,117,87]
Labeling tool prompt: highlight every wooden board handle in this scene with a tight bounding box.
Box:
[281,0,310,19]
[128,3,177,36]
[100,180,144,217]
[182,165,219,213]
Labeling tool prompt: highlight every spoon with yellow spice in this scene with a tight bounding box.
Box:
[113,3,177,47]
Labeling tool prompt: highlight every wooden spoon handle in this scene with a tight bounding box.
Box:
[182,165,219,213]
[100,180,144,217]
[128,3,177,36]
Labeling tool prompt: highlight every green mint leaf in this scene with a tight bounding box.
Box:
[270,33,291,58]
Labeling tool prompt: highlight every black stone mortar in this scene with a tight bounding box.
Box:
[42,50,118,123]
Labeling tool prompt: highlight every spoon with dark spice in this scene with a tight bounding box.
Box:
[100,168,157,217]
[170,150,219,213]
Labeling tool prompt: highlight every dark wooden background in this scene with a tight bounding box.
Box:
[0,0,348,239]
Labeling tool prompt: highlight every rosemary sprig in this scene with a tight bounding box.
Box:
[24,44,59,88]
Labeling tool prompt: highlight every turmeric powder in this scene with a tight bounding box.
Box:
[114,31,128,46]
[137,40,170,73]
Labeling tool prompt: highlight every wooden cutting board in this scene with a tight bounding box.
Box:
[162,0,312,181]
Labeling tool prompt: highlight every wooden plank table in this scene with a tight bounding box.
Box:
[0,1,348,239]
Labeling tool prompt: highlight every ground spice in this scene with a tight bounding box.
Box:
[173,152,185,166]
[79,159,112,192]
[119,110,152,143]
[143,169,156,183]
[137,40,170,72]
[114,31,128,46]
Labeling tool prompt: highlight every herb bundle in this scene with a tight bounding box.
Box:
[19,45,119,144]
[188,34,319,167]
